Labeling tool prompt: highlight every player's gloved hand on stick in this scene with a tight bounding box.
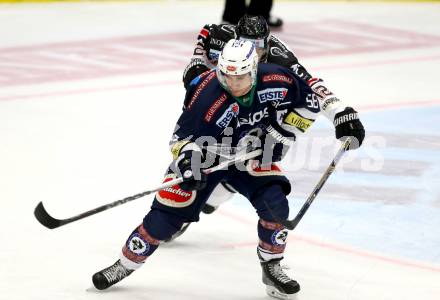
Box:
[175,149,207,191]
[334,107,365,149]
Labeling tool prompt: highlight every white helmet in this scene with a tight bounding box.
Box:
[216,39,259,94]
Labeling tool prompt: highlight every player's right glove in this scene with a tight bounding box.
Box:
[334,107,365,149]
[175,148,207,191]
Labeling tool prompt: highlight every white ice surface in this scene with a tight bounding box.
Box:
[0,1,440,300]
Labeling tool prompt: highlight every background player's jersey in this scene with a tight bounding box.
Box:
[182,24,345,122]
[172,63,320,154]
[183,23,312,87]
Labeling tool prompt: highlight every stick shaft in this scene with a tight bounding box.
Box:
[34,149,262,229]
[265,139,351,230]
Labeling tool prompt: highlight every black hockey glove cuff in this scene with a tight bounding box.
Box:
[258,125,295,164]
[175,150,207,191]
[334,107,365,150]
[182,58,210,89]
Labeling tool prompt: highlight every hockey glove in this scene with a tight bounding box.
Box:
[334,107,365,149]
[175,149,207,191]
[258,125,295,164]
[257,105,297,164]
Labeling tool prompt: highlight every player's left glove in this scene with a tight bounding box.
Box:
[334,107,365,149]
[175,148,207,191]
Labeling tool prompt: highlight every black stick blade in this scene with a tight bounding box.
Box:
[264,201,298,230]
[34,202,63,229]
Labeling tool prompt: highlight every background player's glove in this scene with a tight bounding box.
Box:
[334,107,365,149]
[175,149,207,191]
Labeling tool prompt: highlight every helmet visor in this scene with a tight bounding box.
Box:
[238,37,268,60]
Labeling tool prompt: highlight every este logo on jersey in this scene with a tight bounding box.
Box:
[216,103,239,128]
[257,88,288,103]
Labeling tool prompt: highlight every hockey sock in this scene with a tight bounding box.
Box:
[257,219,289,262]
[120,224,160,270]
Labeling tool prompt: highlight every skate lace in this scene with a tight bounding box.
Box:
[268,263,292,284]
[102,261,130,284]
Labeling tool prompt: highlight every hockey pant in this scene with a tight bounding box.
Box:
[120,161,292,269]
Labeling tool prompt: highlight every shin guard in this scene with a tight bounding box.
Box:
[120,224,160,270]
[257,219,289,262]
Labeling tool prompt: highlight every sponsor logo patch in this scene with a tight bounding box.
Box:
[262,74,293,84]
[257,88,288,103]
[210,38,225,47]
[187,72,216,109]
[128,233,150,256]
[208,49,221,62]
[247,160,283,177]
[283,111,314,132]
[271,229,289,246]
[205,93,228,122]
[238,107,268,127]
[321,97,340,111]
[216,103,239,128]
[157,174,197,207]
[334,113,358,127]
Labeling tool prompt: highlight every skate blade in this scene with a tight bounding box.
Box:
[266,285,299,300]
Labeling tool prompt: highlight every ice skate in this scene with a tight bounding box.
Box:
[261,258,300,299]
[92,259,134,290]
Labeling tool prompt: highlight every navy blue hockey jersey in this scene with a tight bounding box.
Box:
[173,63,320,152]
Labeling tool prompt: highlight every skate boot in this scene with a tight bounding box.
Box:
[261,258,300,299]
[92,259,134,290]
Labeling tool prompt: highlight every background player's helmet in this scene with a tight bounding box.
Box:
[216,39,259,95]
[236,15,270,61]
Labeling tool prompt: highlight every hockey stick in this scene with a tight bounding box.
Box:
[34,149,262,229]
[265,138,351,230]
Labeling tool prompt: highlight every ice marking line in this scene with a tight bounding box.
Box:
[315,54,440,71]
[359,99,440,111]
[0,80,179,102]
[216,208,440,273]
[1,52,440,102]
[1,20,439,87]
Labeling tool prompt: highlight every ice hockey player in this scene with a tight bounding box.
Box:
[169,15,350,241]
[92,40,365,299]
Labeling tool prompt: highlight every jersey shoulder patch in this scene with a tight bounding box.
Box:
[260,65,294,85]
